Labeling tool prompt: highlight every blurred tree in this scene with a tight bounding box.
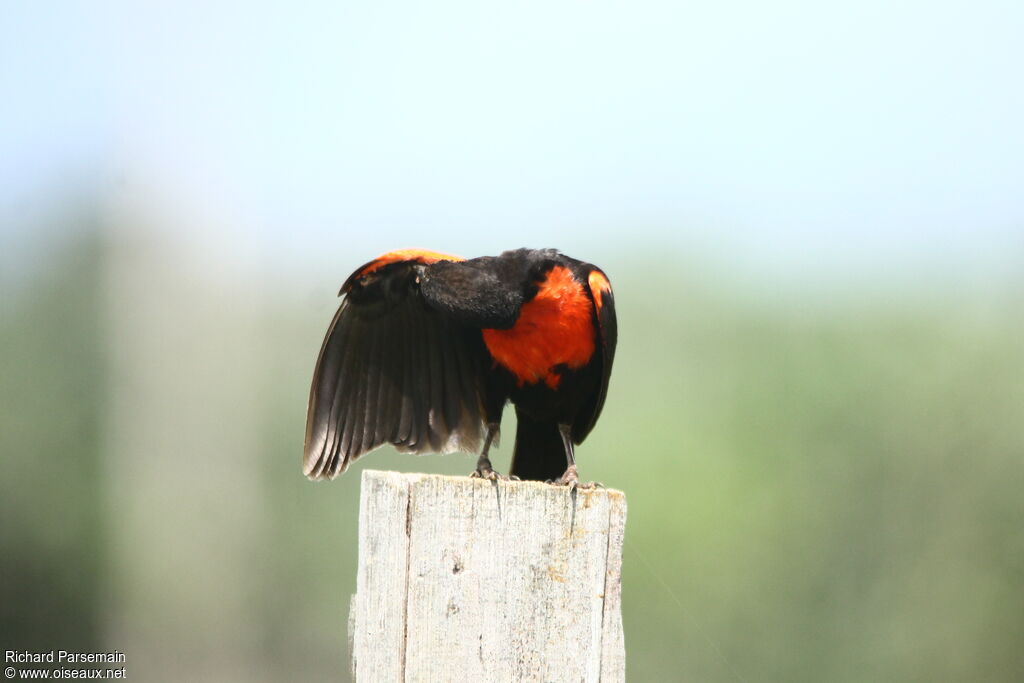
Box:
[3,220,1023,682]
[0,218,106,651]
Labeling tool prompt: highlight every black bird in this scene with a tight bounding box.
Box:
[303,248,617,485]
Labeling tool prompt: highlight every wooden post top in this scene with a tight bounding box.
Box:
[350,469,627,682]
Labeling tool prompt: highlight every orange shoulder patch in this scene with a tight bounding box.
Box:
[357,248,463,277]
[588,269,612,311]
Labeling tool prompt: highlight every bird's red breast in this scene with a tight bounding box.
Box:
[482,265,596,389]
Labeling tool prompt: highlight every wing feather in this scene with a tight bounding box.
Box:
[426,317,447,451]
[572,270,618,443]
[394,315,414,444]
[438,321,461,440]
[308,302,355,477]
[404,304,429,452]
[303,258,489,479]
[373,328,393,449]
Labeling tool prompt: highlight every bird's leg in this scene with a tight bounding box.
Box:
[552,424,600,489]
[471,423,508,480]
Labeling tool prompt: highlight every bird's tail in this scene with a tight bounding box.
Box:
[508,410,568,482]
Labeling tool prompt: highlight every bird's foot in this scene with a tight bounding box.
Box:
[550,465,602,489]
[471,463,509,481]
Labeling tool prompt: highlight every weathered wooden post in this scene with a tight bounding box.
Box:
[349,470,627,682]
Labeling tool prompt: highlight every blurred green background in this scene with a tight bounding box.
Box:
[3,1,1024,681]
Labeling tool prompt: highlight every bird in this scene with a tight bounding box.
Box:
[303,247,617,485]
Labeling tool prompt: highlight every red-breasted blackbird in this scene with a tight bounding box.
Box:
[303,248,616,485]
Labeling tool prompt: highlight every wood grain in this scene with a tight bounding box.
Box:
[350,470,627,682]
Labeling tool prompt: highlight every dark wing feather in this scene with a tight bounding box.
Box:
[419,258,524,329]
[303,261,489,479]
[572,271,618,443]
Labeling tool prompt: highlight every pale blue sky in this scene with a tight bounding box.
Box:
[2,0,1022,286]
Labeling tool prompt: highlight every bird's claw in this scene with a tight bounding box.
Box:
[549,465,601,489]
[471,466,508,481]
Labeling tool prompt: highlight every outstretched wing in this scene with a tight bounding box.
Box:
[304,252,497,479]
[572,267,617,443]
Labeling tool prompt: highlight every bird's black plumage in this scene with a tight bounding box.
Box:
[303,248,616,484]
